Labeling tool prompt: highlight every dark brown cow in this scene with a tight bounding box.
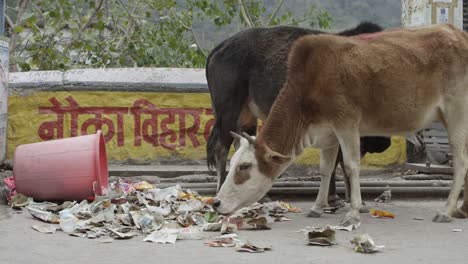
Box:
[205,22,391,204]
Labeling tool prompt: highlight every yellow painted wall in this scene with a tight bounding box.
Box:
[8,91,406,166]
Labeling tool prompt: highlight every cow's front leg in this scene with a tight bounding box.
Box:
[308,144,339,217]
[335,128,362,225]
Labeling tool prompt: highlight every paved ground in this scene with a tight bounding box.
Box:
[1,198,468,264]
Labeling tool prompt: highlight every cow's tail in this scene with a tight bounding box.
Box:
[205,40,226,172]
[206,117,221,171]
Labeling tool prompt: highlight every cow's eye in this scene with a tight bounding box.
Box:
[238,163,252,171]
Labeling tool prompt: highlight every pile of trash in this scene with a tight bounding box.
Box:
[8,178,302,249]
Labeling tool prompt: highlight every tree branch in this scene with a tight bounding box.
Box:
[117,0,140,31]
[267,0,284,25]
[176,15,207,58]
[238,0,253,27]
[5,15,14,29]
[10,0,30,56]
[80,0,105,31]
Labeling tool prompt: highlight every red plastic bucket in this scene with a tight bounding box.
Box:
[13,130,108,201]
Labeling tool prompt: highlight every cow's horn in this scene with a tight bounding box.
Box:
[230,131,242,140]
[241,132,255,144]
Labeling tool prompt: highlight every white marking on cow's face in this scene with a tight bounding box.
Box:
[214,137,274,215]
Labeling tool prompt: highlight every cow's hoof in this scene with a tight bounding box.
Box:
[452,208,468,219]
[307,209,322,218]
[432,211,453,223]
[340,215,360,227]
[359,206,370,214]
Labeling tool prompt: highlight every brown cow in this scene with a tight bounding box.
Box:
[212,24,468,224]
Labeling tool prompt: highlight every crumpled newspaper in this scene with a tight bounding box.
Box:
[32,224,57,234]
[235,240,272,253]
[350,234,385,253]
[205,234,271,253]
[302,227,336,246]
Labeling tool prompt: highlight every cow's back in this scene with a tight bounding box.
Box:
[290,24,468,134]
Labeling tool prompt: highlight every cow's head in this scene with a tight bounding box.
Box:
[213,132,292,214]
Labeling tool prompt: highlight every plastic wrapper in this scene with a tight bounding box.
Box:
[370,209,395,218]
[133,181,154,191]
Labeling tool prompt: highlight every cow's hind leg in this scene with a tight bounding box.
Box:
[453,169,468,218]
[433,103,468,222]
[334,128,362,225]
[327,151,346,208]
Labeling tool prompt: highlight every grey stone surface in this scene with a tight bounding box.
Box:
[1,199,467,264]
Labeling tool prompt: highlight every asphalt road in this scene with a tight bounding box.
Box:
[1,199,468,264]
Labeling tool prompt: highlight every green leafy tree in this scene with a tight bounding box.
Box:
[5,0,332,72]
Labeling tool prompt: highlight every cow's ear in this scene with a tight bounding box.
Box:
[264,144,291,165]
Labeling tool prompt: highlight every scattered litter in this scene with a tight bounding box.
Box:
[108,227,137,239]
[27,206,60,223]
[278,202,303,213]
[32,224,57,234]
[370,209,395,218]
[329,222,361,231]
[374,189,391,203]
[3,177,16,202]
[244,216,272,230]
[177,226,205,240]
[350,234,384,253]
[59,209,79,233]
[235,240,272,253]
[201,197,215,205]
[412,217,424,221]
[452,229,463,232]
[147,185,181,201]
[10,193,31,208]
[204,211,219,223]
[133,181,154,191]
[221,221,238,234]
[144,228,178,244]
[177,199,203,213]
[323,206,340,214]
[302,227,336,246]
[204,234,239,247]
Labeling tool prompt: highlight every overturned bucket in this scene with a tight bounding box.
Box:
[13,130,109,201]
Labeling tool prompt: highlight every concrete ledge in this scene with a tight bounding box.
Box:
[109,165,214,177]
[9,68,208,92]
